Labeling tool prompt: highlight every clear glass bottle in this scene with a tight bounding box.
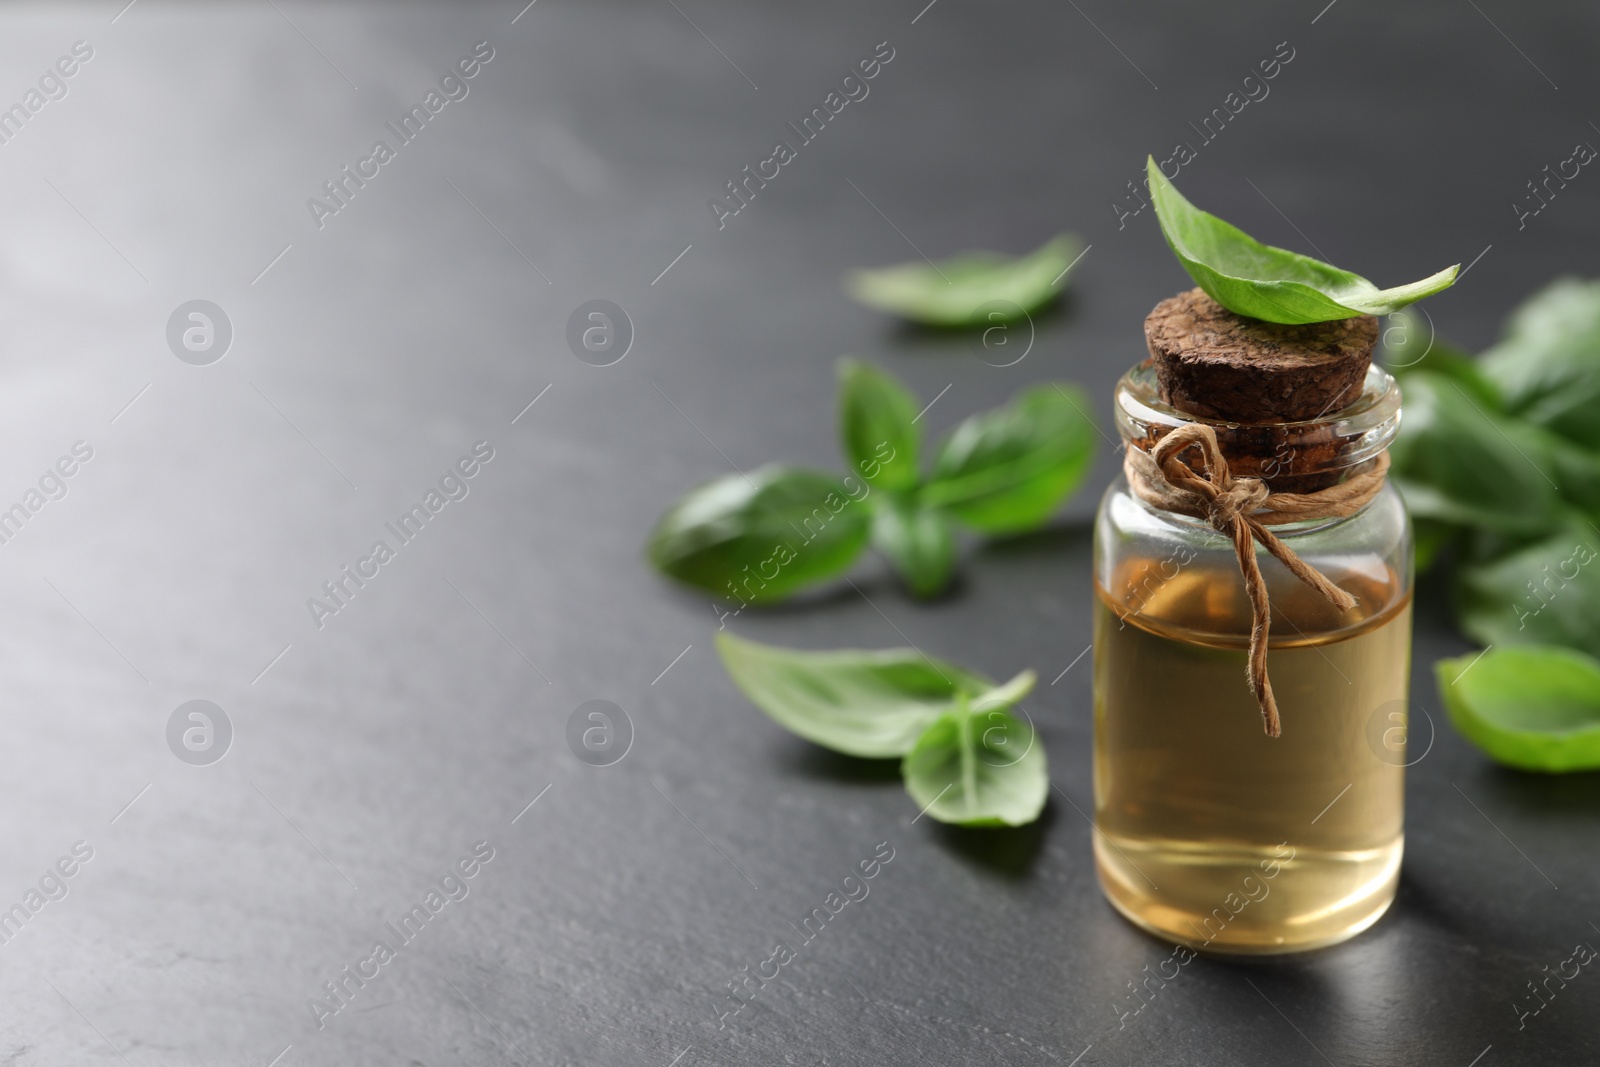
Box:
[1093,360,1411,954]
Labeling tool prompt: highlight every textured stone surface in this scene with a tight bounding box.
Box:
[0,3,1595,1066]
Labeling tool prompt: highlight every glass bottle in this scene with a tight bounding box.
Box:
[1092,360,1411,954]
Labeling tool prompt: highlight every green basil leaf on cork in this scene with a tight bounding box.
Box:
[1146,157,1458,325]
[845,233,1081,327]
[1437,645,1600,772]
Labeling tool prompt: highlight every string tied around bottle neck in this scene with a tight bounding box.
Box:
[1122,423,1390,737]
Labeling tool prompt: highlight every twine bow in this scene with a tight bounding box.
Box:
[1123,423,1389,737]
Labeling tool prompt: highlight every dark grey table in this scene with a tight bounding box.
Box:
[1,1,1596,1064]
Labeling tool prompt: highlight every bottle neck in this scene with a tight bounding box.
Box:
[1115,361,1401,495]
[1124,481,1383,536]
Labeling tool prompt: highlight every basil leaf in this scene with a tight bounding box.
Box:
[1479,277,1600,449]
[1413,517,1462,573]
[1456,520,1600,656]
[845,234,1080,327]
[648,466,871,603]
[1437,645,1600,772]
[1539,428,1600,518]
[871,494,957,598]
[922,383,1096,535]
[1381,309,1503,410]
[714,631,996,757]
[1146,157,1457,325]
[1389,372,1561,536]
[971,668,1037,712]
[838,359,920,493]
[902,702,1048,826]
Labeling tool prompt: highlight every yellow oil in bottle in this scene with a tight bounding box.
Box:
[1093,557,1409,954]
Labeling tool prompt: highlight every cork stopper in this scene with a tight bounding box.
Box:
[1140,289,1380,493]
[1144,288,1378,424]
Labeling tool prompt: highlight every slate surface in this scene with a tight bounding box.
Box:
[0,1,1596,1064]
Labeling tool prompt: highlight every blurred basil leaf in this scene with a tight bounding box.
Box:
[1389,371,1561,536]
[1538,428,1600,517]
[845,234,1080,327]
[1479,278,1600,449]
[871,493,957,598]
[648,466,870,603]
[1384,313,1600,520]
[922,383,1096,535]
[1413,517,1463,573]
[714,631,1015,758]
[1456,519,1600,656]
[970,668,1037,712]
[1147,157,1457,325]
[1381,308,1503,410]
[837,359,920,493]
[1437,645,1600,772]
[902,701,1048,827]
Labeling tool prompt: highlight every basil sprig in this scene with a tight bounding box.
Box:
[1146,157,1457,324]
[647,360,1095,602]
[1479,277,1600,449]
[1387,371,1561,538]
[845,234,1081,327]
[922,384,1097,535]
[871,492,956,598]
[1382,277,1600,771]
[1457,520,1600,654]
[716,632,1047,826]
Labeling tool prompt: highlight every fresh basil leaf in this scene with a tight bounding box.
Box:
[1381,308,1503,410]
[838,359,920,493]
[1146,157,1457,325]
[902,702,1048,826]
[714,631,996,758]
[971,669,1037,712]
[871,494,957,598]
[648,466,870,603]
[1539,428,1600,518]
[1456,519,1600,656]
[1413,517,1462,573]
[1389,372,1561,536]
[1479,278,1600,449]
[1437,645,1600,772]
[922,383,1096,535]
[844,234,1080,327]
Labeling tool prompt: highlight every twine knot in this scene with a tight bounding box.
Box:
[1123,423,1389,737]
[1204,477,1271,533]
